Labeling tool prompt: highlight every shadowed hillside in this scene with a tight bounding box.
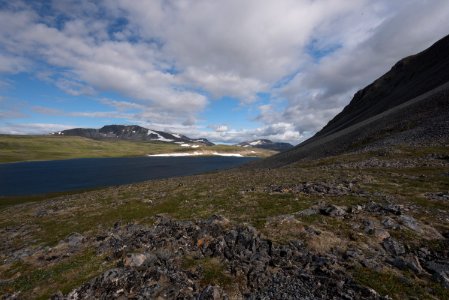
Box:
[260,34,449,167]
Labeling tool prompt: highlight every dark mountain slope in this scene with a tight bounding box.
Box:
[237,139,294,152]
[316,34,449,140]
[259,34,449,167]
[55,125,214,146]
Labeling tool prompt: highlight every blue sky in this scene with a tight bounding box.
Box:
[1,1,449,144]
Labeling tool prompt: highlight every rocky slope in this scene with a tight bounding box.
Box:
[260,34,449,167]
[52,215,383,299]
[318,34,449,139]
[237,139,294,152]
[53,125,215,146]
[0,142,448,299]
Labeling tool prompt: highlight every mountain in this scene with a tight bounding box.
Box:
[260,34,449,167]
[52,125,215,146]
[237,139,294,152]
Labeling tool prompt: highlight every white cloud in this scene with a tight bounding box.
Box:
[98,98,144,111]
[1,1,449,143]
[268,0,449,140]
[0,123,74,135]
[209,125,229,133]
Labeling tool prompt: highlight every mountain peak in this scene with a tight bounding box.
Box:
[53,125,215,146]
[237,139,293,152]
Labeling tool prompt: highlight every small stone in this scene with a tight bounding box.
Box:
[296,208,318,216]
[384,204,403,215]
[320,205,347,217]
[425,260,449,288]
[388,255,423,274]
[50,290,64,300]
[381,217,398,230]
[382,237,406,256]
[199,285,226,300]
[35,209,48,217]
[350,205,363,213]
[65,233,85,248]
[363,220,376,235]
[398,215,423,233]
[374,229,390,241]
[124,253,147,267]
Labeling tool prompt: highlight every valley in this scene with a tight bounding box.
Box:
[0,144,448,299]
[0,135,276,164]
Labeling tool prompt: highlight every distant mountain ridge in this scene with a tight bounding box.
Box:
[259,34,449,167]
[53,125,215,146]
[237,139,293,152]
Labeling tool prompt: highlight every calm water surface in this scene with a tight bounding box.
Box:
[0,156,258,196]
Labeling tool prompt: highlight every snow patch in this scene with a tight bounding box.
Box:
[148,152,203,157]
[212,152,243,157]
[249,140,265,146]
[147,130,173,142]
[148,152,244,157]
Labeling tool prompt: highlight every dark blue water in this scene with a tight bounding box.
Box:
[0,156,257,196]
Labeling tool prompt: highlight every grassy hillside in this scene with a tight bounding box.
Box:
[0,144,448,298]
[0,135,276,163]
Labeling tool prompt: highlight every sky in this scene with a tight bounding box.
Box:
[0,1,449,145]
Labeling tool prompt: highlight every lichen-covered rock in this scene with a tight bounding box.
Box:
[55,216,385,299]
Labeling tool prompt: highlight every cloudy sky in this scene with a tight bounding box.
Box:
[1,0,448,144]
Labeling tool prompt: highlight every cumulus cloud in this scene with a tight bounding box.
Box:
[208,124,229,133]
[1,1,449,143]
[0,123,75,135]
[269,0,449,138]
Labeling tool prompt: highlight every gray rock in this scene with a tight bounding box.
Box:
[349,205,363,214]
[296,207,319,216]
[199,285,227,300]
[388,255,423,274]
[381,217,399,230]
[398,215,423,233]
[425,260,449,288]
[384,204,403,215]
[363,220,376,235]
[320,205,347,217]
[123,253,147,267]
[374,229,390,241]
[425,192,449,201]
[65,233,85,248]
[382,237,406,256]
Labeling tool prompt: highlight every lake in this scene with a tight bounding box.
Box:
[0,156,258,197]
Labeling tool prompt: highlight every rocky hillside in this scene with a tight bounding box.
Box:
[53,125,215,146]
[260,34,449,167]
[237,139,293,152]
[1,142,448,299]
[317,34,449,139]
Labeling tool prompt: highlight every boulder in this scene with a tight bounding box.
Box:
[382,237,406,256]
[65,233,86,248]
[398,215,423,233]
[319,205,347,217]
[425,260,449,288]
